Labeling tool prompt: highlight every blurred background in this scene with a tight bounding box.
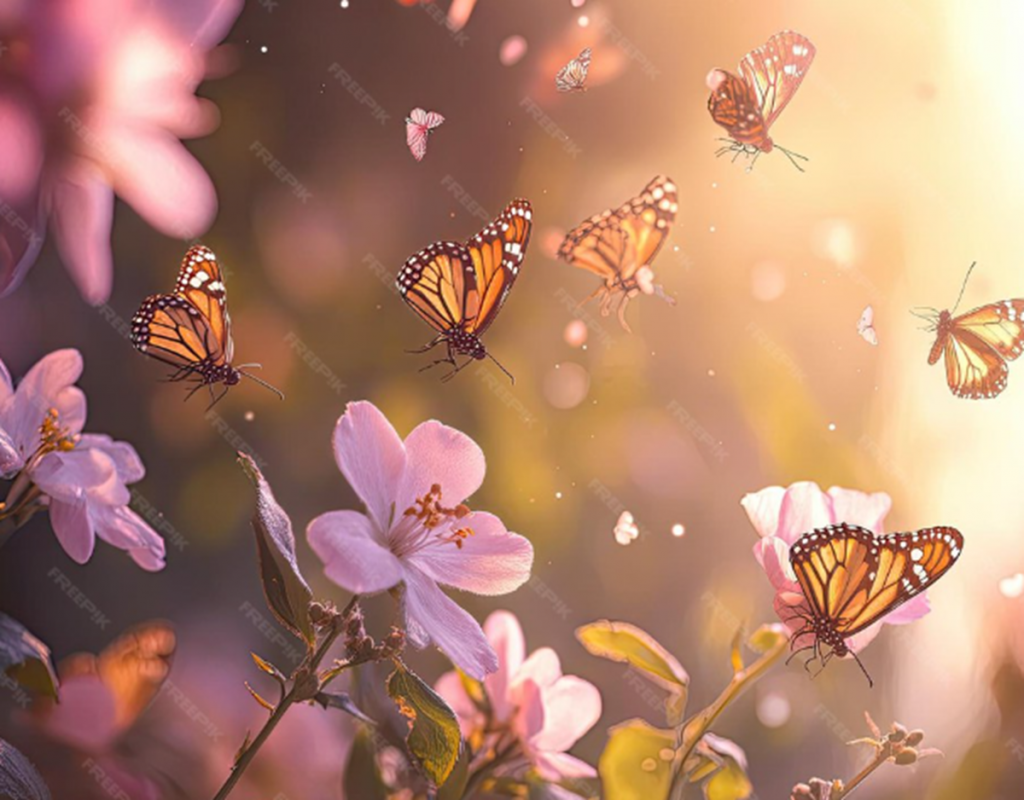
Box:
[2,0,1024,797]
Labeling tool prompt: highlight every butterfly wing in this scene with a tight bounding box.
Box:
[738,30,816,128]
[858,305,878,345]
[407,121,429,161]
[707,69,768,145]
[463,198,532,336]
[174,245,232,364]
[397,241,477,334]
[790,523,963,638]
[97,622,176,730]
[555,47,592,92]
[940,326,1009,399]
[558,175,677,285]
[132,295,222,371]
[951,300,1024,361]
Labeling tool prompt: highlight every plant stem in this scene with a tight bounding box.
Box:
[210,608,351,800]
[461,740,520,799]
[834,751,889,799]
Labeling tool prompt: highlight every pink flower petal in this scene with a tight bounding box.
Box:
[401,565,497,679]
[78,434,145,483]
[7,348,86,453]
[0,198,46,299]
[0,356,11,398]
[753,537,799,593]
[47,160,115,304]
[49,497,96,564]
[433,670,480,737]
[0,93,44,203]
[510,676,546,743]
[533,750,598,781]
[409,512,533,595]
[307,510,403,594]
[101,122,217,239]
[35,674,120,751]
[397,419,485,514]
[777,482,835,545]
[93,506,166,571]
[0,430,20,476]
[513,647,563,692]
[740,485,786,540]
[881,592,930,624]
[826,486,891,534]
[530,675,602,753]
[34,448,126,506]
[332,401,407,534]
[482,610,525,722]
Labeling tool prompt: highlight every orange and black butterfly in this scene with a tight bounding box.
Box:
[397,199,532,382]
[787,523,963,686]
[915,264,1024,399]
[707,31,815,171]
[557,175,677,332]
[131,245,282,406]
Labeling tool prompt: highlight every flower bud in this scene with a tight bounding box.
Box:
[889,723,908,742]
[905,730,925,747]
[894,748,918,766]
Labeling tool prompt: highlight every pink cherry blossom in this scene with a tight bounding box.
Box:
[741,481,930,654]
[0,349,165,569]
[307,401,534,679]
[0,0,242,303]
[436,610,601,781]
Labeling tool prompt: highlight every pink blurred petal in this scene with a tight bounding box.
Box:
[740,485,786,540]
[434,670,481,737]
[333,401,407,533]
[510,677,546,742]
[533,750,598,781]
[777,482,836,545]
[47,160,115,304]
[446,0,478,31]
[881,592,931,624]
[706,69,727,91]
[307,510,403,594]
[753,536,799,593]
[397,419,486,514]
[402,565,497,680]
[482,611,525,722]
[0,93,44,202]
[36,675,120,751]
[409,512,533,595]
[102,122,217,238]
[826,486,891,534]
[530,675,602,753]
[0,204,46,299]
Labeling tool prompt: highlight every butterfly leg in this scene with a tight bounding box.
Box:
[407,335,445,355]
[745,149,763,174]
[615,294,634,334]
[419,342,458,375]
[183,379,207,403]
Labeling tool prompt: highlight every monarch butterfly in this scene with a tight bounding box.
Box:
[406,108,445,161]
[914,263,1024,399]
[397,199,532,382]
[557,175,677,332]
[131,245,283,407]
[707,31,815,171]
[556,47,592,93]
[787,523,963,686]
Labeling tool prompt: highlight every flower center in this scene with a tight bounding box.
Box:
[393,484,474,556]
[32,408,78,463]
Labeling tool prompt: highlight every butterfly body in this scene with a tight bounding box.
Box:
[397,200,533,382]
[788,523,963,685]
[132,245,281,406]
[557,175,677,332]
[707,31,815,171]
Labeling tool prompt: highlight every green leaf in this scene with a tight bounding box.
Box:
[577,620,688,723]
[436,744,470,800]
[0,738,51,800]
[599,718,677,800]
[238,454,315,645]
[0,614,58,699]
[343,728,389,800]
[386,660,462,788]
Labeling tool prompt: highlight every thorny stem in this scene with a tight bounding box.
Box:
[210,600,357,800]
[667,634,790,800]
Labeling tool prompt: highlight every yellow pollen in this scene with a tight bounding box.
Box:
[37,408,77,455]
[402,484,475,546]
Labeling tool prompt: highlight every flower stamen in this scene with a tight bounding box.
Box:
[36,408,78,457]
[399,484,474,552]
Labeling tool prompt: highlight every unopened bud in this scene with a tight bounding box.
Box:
[905,730,925,747]
[889,722,908,742]
[894,749,918,766]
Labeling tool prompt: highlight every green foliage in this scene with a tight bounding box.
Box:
[0,613,58,699]
[599,719,676,800]
[386,659,462,788]
[343,728,389,800]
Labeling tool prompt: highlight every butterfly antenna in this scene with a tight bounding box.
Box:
[776,145,809,173]
[239,371,285,400]
[850,649,874,689]
[485,352,515,385]
[951,261,978,315]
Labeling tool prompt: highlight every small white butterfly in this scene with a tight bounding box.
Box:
[405,108,445,162]
[857,305,878,346]
[555,47,592,93]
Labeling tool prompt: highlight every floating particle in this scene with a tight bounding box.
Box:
[671,524,685,537]
[571,0,586,6]
[751,260,786,302]
[564,319,588,347]
[757,690,791,728]
[260,45,268,53]
[578,15,589,26]
[1000,573,1024,598]
[244,411,255,422]
[613,511,640,545]
[500,35,528,66]
[555,491,563,500]
[827,423,836,431]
